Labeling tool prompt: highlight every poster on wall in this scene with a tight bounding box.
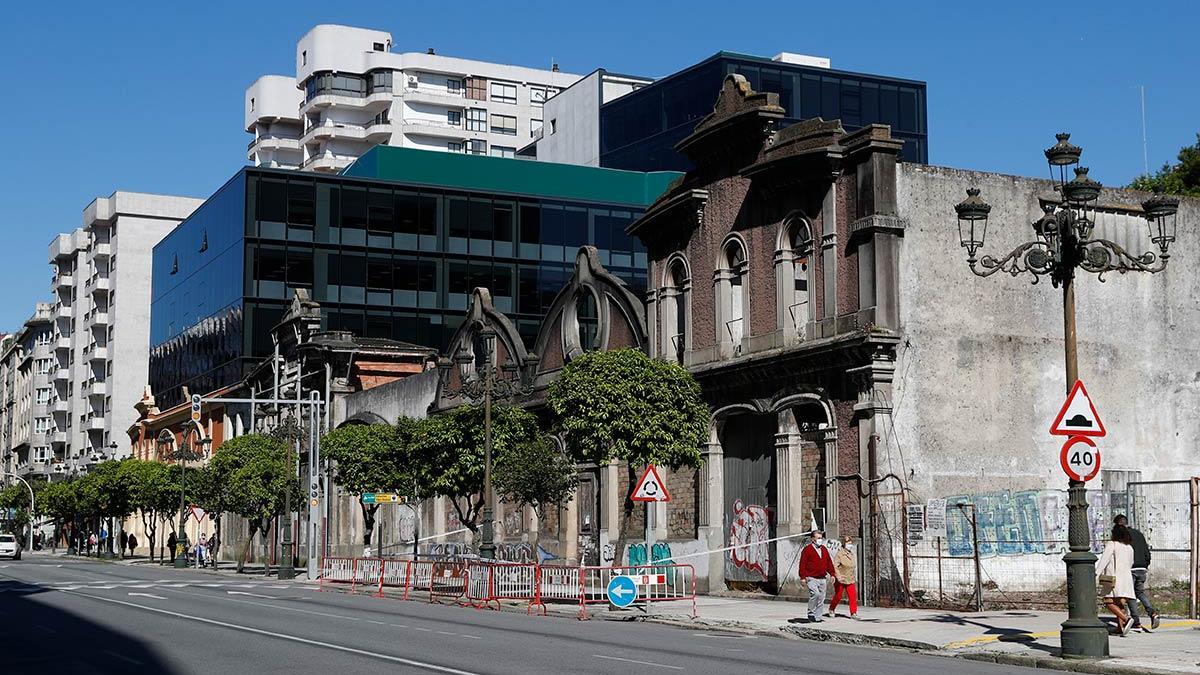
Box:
[925,499,948,539]
[906,504,925,544]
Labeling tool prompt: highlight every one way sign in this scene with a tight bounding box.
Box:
[631,465,671,503]
[1049,380,1106,438]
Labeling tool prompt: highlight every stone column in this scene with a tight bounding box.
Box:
[698,422,725,593]
[820,182,838,326]
[774,410,805,595]
[645,287,660,360]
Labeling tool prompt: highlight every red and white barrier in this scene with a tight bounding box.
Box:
[351,557,383,595]
[318,557,356,591]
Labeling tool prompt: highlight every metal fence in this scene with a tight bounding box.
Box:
[877,478,1199,617]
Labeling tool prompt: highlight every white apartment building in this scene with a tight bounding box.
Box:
[49,192,202,470]
[0,304,55,481]
[246,24,582,172]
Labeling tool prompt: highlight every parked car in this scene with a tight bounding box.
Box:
[0,533,20,560]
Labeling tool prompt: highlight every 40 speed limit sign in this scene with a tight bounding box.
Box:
[1059,436,1101,482]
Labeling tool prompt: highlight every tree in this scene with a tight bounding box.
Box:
[1129,133,1200,197]
[189,462,231,564]
[207,434,298,573]
[0,481,38,545]
[493,434,578,518]
[547,349,709,468]
[39,479,78,548]
[124,460,178,562]
[407,404,541,533]
[321,423,409,551]
[76,460,135,555]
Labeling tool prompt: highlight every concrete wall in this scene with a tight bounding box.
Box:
[893,162,1200,502]
[536,70,602,166]
[337,367,439,427]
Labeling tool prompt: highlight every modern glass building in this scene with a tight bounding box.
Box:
[149,147,678,407]
[598,52,927,172]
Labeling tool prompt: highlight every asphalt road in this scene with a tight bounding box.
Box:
[0,554,1039,675]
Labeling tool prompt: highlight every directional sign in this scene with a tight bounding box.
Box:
[362,493,377,505]
[631,465,671,503]
[362,493,400,504]
[607,575,638,608]
[1049,380,1106,437]
[1060,436,1101,482]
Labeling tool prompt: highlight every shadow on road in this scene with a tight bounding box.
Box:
[0,581,179,674]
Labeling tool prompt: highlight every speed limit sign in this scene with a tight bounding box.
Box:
[1060,436,1101,482]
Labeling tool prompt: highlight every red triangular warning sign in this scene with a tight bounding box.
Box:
[631,465,672,503]
[1049,380,1106,438]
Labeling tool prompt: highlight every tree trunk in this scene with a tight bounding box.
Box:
[238,522,257,574]
[612,464,637,568]
[362,503,379,548]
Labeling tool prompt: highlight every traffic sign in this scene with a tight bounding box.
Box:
[362,493,400,504]
[631,465,671,503]
[1049,380,1106,437]
[1060,436,1101,482]
[190,394,202,422]
[607,575,638,608]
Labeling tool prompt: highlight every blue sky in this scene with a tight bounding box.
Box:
[1,0,1196,329]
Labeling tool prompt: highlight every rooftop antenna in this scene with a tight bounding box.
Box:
[1140,85,1149,175]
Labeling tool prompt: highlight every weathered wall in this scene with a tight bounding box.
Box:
[893,163,1200,505]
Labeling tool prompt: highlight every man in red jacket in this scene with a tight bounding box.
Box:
[799,529,836,622]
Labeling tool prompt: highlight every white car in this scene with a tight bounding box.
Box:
[0,533,21,560]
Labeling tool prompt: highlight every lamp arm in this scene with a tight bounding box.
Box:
[1077,238,1167,280]
[968,240,1056,282]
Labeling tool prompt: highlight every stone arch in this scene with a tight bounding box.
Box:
[435,287,531,409]
[714,233,750,357]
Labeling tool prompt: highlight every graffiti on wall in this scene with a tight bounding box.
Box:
[495,541,534,563]
[944,489,1112,557]
[728,499,771,579]
[627,542,673,567]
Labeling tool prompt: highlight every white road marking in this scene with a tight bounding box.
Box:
[65,591,479,675]
[164,587,362,622]
[366,620,387,625]
[390,624,408,628]
[692,632,758,639]
[593,655,684,670]
[414,627,433,632]
[435,631,456,636]
[460,635,481,640]
[128,593,167,600]
[227,591,276,599]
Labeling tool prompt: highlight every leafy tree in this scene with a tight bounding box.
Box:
[124,460,179,562]
[547,349,709,468]
[76,460,135,555]
[39,479,79,548]
[189,462,231,564]
[0,481,37,543]
[1129,133,1200,197]
[207,434,298,573]
[321,423,410,550]
[493,434,578,518]
[407,404,541,533]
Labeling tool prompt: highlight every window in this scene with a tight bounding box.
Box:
[368,70,392,94]
[249,97,255,112]
[466,108,487,132]
[36,388,52,405]
[660,257,690,363]
[531,118,543,136]
[373,42,385,52]
[301,50,306,66]
[491,146,516,158]
[575,290,599,351]
[490,81,517,104]
[550,119,557,134]
[447,79,463,95]
[465,77,487,101]
[490,114,517,136]
[717,238,748,355]
[530,86,548,109]
[34,417,51,434]
[447,141,463,153]
[35,358,54,375]
[465,139,486,155]
[447,110,461,126]
[778,217,812,341]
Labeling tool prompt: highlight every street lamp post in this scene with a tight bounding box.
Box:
[156,427,208,569]
[0,472,35,552]
[271,416,304,581]
[953,133,1180,659]
[436,326,538,559]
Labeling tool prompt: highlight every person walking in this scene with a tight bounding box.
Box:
[1096,523,1137,636]
[798,529,836,623]
[166,531,177,563]
[128,534,138,558]
[87,532,97,557]
[1114,514,1160,632]
[207,533,219,569]
[194,534,207,569]
[828,535,859,619]
[119,532,129,558]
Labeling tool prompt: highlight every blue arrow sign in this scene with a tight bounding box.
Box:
[607,575,638,608]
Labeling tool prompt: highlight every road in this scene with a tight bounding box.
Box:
[0,554,1039,674]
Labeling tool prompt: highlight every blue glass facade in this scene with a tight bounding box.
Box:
[599,53,928,172]
[150,159,662,407]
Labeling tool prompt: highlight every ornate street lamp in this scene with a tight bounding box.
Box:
[436,326,538,559]
[952,133,1180,659]
[271,414,304,580]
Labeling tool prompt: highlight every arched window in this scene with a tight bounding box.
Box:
[716,237,748,357]
[575,290,599,351]
[660,257,690,363]
[777,218,813,342]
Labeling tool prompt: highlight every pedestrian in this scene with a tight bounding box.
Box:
[828,535,858,619]
[207,533,219,569]
[88,532,97,557]
[129,533,139,557]
[798,529,836,623]
[120,532,129,558]
[1114,514,1160,632]
[1096,523,1136,636]
[194,534,207,569]
[166,531,177,563]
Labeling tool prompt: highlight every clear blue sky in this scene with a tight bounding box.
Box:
[1,0,1196,330]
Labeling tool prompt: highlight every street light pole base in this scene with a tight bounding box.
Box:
[173,554,189,568]
[1060,620,1110,659]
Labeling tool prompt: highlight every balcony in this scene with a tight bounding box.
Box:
[301,152,354,174]
[51,431,67,445]
[365,121,392,142]
[300,90,392,115]
[52,399,69,413]
[247,134,301,152]
[399,87,468,108]
[399,118,468,140]
[92,242,112,258]
[87,381,108,397]
[301,120,369,145]
[55,304,73,320]
[52,274,74,292]
[55,337,71,351]
[53,368,69,381]
[88,347,108,363]
[90,312,110,327]
[90,277,112,296]
[85,417,106,431]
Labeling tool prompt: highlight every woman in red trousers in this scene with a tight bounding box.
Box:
[828,535,858,619]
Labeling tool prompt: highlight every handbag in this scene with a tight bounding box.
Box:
[1096,573,1115,597]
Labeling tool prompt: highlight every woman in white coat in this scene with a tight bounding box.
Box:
[1096,524,1136,636]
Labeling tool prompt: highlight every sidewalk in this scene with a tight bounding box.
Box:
[632,595,1200,675]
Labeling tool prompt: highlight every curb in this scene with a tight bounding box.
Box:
[956,651,1191,675]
